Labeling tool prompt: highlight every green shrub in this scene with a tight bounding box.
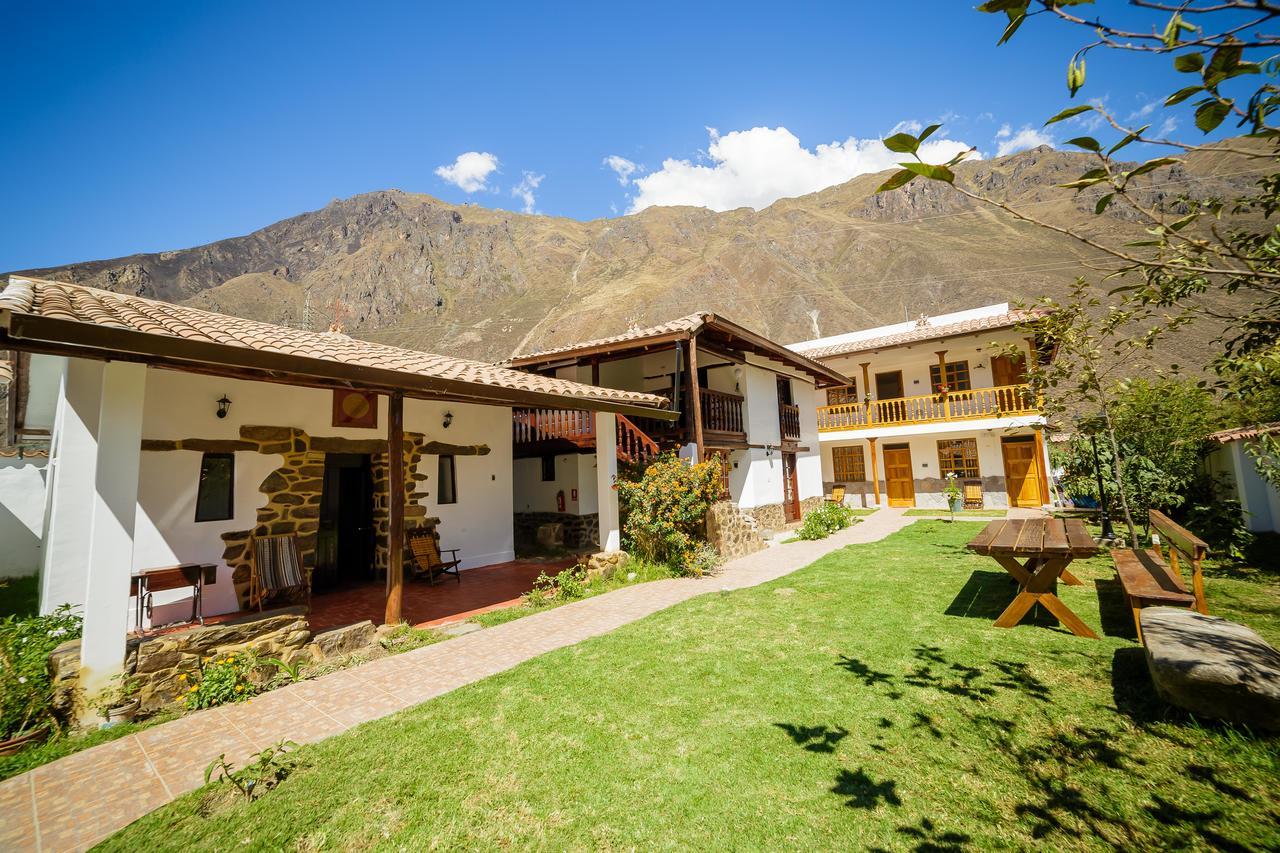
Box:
[617,453,723,569]
[0,604,81,738]
[182,650,261,710]
[796,502,856,541]
[678,543,722,577]
[527,564,589,604]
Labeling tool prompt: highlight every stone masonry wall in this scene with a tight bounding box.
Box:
[514,512,600,549]
[706,501,767,560]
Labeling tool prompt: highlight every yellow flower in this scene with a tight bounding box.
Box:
[235,684,244,693]
[177,674,187,682]
[188,685,197,692]
[203,656,213,664]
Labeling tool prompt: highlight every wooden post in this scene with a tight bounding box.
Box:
[934,350,948,391]
[859,362,871,398]
[868,436,880,506]
[1032,427,1051,508]
[688,335,705,461]
[384,392,405,626]
[591,358,600,387]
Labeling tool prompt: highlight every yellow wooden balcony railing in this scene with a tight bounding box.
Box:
[816,384,1040,432]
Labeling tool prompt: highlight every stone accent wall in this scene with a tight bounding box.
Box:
[706,501,766,560]
[146,425,489,609]
[514,511,600,549]
[129,607,312,712]
[750,503,787,534]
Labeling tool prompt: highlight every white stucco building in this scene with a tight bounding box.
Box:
[1204,423,1280,533]
[789,304,1053,510]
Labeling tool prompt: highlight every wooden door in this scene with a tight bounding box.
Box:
[782,452,801,522]
[1001,438,1044,507]
[883,445,915,507]
[991,354,1027,387]
[875,371,904,400]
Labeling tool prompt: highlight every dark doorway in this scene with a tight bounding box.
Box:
[874,370,904,400]
[314,453,375,593]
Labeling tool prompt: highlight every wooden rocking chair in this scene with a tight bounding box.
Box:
[248,533,309,611]
[408,528,462,585]
[825,484,847,505]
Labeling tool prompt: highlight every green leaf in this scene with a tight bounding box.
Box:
[1044,105,1093,126]
[1168,213,1200,231]
[1125,157,1180,180]
[1065,136,1101,152]
[1108,125,1149,155]
[875,169,918,193]
[882,133,919,154]
[1204,41,1244,87]
[976,0,1028,12]
[1166,85,1203,106]
[899,161,955,183]
[1194,99,1231,133]
[1173,52,1204,73]
[1095,193,1114,215]
[1059,168,1109,189]
[998,12,1026,45]
[917,123,942,144]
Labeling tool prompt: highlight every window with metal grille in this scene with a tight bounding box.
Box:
[936,438,980,478]
[831,445,866,482]
[194,452,235,522]
[826,382,858,405]
[929,361,972,392]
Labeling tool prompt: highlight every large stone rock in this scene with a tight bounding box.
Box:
[1141,607,1280,732]
[48,640,82,724]
[536,523,565,548]
[308,620,376,661]
[585,550,630,580]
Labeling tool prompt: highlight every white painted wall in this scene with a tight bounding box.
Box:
[512,453,597,515]
[0,455,47,577]
[1206,440,1280,533]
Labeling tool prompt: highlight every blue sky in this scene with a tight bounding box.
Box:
[0,1,1247,270]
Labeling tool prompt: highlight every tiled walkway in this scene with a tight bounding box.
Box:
[0,509,913,851]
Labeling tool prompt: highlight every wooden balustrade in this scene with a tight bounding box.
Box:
[779,403,801,441]
[513,408,660,464]
[700,388,744,436]
[816,384,1039,432]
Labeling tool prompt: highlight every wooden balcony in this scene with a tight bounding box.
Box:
[513,409,660,463]
[779,403,801,441]
[816,384,1039,432]
[700,388,745,445]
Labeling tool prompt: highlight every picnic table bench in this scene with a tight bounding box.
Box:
[1111,509,1208,643]
[967,517,1101,638]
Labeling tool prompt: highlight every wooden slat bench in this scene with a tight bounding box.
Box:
[1111,509,1209,642]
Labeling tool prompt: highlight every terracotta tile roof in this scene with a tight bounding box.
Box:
[792,308,1047,360]
[1207,422,1280,443]
[0,277,670,412]
[511,313,710,361]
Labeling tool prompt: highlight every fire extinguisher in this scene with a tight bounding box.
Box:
[556,490,565,512]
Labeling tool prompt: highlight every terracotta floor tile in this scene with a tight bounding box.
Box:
[134,709,257,795]
[214,689,346,748]
[0,775,36,851]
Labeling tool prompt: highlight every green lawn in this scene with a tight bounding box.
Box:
[104,522,1280,851]
[903,508,1009,518]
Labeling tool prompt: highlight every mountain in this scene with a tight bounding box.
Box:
[16,142,1266,364]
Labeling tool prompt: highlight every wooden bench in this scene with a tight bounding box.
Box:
[1111,509,1208,642]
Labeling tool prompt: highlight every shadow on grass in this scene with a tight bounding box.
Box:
[872,817,972,852]
[772,723,848,753]
[830,768,902,809]
[944,571,1058,628]
[1094,577,1137,640]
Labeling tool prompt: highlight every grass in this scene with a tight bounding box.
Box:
[903,508,1009,518]
[469,558,677,628]
[0,574,38,618]
[104,521,1280,850]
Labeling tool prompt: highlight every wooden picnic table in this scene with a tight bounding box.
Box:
[966,517,1101,639]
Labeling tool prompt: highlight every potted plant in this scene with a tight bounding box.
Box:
[943,473,963,520]
[97,674,140,726]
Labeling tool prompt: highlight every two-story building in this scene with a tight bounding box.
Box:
[789,304,1053,511]
[503,313,850,545]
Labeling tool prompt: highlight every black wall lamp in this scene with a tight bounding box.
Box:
[216,395,232,419]
[442,411,454,429]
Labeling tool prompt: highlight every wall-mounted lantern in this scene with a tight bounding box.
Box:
[215,395,232,419]
[442,411,454,429]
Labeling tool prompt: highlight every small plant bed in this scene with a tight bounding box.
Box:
[903,508,1009,518]
[794,502,858,540]
[470,559,678,629]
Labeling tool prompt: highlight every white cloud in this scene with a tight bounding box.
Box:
[626,125,977,213]
[435,151,499,193]
[1127,99,1159,121]
[511,171,544,214]
[603,155,640,185]
[1158,115,1179,136]
[889,119,923,135]
[995,124,1054,157]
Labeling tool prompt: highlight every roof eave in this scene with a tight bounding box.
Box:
[0,311,678,421]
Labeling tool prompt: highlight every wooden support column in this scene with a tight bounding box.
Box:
[934,350,948,391]
[591,358,600,387]
[688,335,705,461]
[859,362,871,398]
[384,391,405,626]
[868,436,880,506]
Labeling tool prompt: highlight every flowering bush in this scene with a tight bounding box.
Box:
[617,453,723,570]
[0,605,81,738]
[796,502,856,541]
[526,563,589,604]
[183,651,261,710]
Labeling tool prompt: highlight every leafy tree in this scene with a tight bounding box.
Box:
[877,1,1280,489]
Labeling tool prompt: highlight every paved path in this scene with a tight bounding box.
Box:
[0,509,913,851]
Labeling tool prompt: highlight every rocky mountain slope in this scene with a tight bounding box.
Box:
[17,143,1265,363]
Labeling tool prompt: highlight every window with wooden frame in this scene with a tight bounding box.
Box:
[831,445,866,482]
[826,382,858,405]
[929,360,972,392]
[194,452,235,522]
[936,438,980,479]
[438,455,457,504]
[540,454,556,482]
